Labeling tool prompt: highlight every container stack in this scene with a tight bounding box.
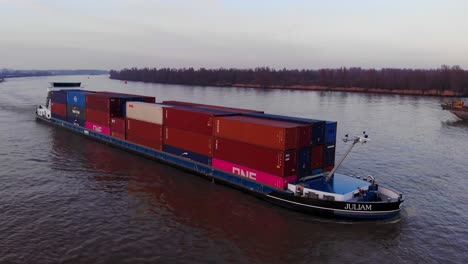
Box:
[50,90,68,121]
[323,121,337,172]
[212,115,313,188]
[242,112,337,177]
[162,107,236,165]
[125,102,166,150]
[85,94,118,135]
[66,90,93,127]
[161,101,338,188]
[85,93,156,136]
[49,90,338,190]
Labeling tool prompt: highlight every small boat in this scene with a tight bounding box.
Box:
[35,82,404,220]
[442,101,468,120]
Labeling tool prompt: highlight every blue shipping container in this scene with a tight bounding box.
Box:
[311,121,326,145]
[50,91,67,104]
[121,97,145,116]
[324,121,337,144]
[324,143,336,167]
[312,168,324,175]
[163,145,212,165]
[67,117,85,127]
[67,105,86,120]
[297,147,312,178]
[243,112,326,145]
[52,113,66,121]
[67,90,93,107]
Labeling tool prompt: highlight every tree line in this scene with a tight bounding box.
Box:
[0,69,52,78]
[109,66,468,95]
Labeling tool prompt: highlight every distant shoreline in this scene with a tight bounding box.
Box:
[0,69,108,80]
[109,66,468,97]
[219,84,464,97]
[110,78,466,97]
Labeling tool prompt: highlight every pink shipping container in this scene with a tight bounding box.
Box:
[85,121,111,135]
[213,158,297,189]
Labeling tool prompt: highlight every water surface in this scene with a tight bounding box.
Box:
[0,75,466,263]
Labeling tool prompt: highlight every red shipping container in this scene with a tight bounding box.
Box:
[112,131,125,140]
[51,102,67,116]
[311,145,324,169]
[164,127,213,157]
[96,91,156,103]
[111,117,125,134]
[163,107,233,135]
[163,101,263,114]
[142,97,156,103]
[214,137,297,177]
[162,101,198,107]
[323,165,334,172]
[214,116,307,150]
[126,118,162,142]
[86,108,110,126]
[296,126,312,148]
[127,133,162,150]
[86,94,123,113]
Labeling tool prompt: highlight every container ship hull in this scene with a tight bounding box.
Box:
[36,114,402,220]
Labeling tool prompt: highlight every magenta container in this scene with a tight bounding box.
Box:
[212,158,297,189]
[85,121,111,135]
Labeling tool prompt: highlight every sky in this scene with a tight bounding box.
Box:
[1,0,467,70]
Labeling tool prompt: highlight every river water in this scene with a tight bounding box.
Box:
[0,75,467,264]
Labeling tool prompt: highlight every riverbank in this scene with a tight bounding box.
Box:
[110,66,468,97]
[223,84,466,97]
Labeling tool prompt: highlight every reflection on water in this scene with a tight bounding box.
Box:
[441,119,468,127]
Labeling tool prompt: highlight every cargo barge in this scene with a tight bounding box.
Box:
[442,101,468,120]
[35,82,404,220]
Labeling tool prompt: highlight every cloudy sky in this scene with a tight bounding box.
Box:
[1,0,467,70]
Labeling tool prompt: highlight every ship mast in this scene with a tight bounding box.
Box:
[324,132,370,182]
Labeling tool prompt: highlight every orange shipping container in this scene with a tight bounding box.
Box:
[214,116,304,150]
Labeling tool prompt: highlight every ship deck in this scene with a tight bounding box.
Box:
[302,174,370,194]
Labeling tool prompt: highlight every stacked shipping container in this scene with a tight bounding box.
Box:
[160,101,338,188]
[85,93,156,136]
[242,112,338,177]
[162,107,237,165]
[125,102,165,150]
[85,94,114,135]
[50,90,68,121]
[49,90,338,190]
[212,115,314,188]
[67,90,92,127]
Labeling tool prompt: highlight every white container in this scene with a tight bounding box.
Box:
[126,102,171,125]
